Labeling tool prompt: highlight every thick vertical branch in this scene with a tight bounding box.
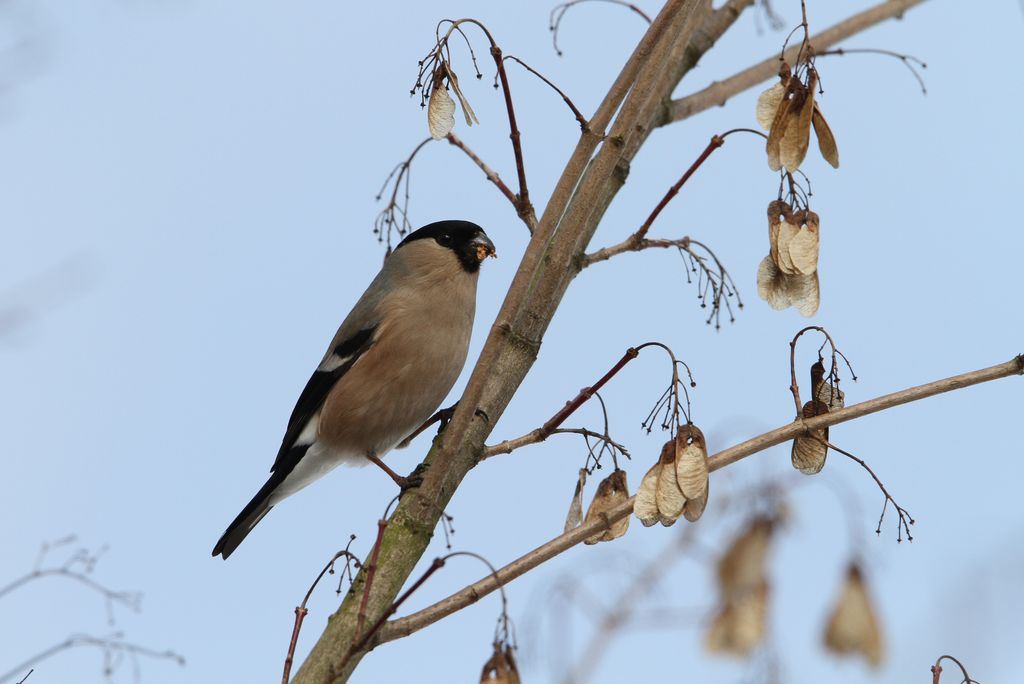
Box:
[291,3,714,681]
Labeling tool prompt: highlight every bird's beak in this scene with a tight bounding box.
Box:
[472,233,497,262]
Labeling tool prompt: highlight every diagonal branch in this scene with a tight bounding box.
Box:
[665,0,927,125]
[376,355,1022,644]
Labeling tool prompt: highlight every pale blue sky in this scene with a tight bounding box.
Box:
[2,1,1022,683]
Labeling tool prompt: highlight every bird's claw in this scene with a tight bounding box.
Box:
[398,462,430,492]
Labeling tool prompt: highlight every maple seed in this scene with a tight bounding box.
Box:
[757,253,820,317]
[716,517,774,599]
[654,438,686,525]
[792,400,829,475]
[480,643,521,684]
[707,517,776,657]
[634,426,711,527]
[757,64,840,171]
[426,61,479,140]
[633,463,661,527]
[705,581,769,656]
[823,564,884,667]
[812,359,845,410]
[445,62,479,127]
[758,200,822,316]
[675,424,709,522]
[583,469,630,544]
[563,468,587,533]
[427,77,456,140]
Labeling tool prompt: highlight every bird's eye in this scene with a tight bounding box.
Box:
[437,234,452,247]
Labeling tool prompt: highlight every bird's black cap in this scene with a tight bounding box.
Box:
[396,220,495,273]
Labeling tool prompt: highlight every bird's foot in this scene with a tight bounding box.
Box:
[397,462,430,492]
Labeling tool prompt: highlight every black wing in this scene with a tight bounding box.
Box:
[270,325,377,474]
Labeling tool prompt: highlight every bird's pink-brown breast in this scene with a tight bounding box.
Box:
[317,240,477,457]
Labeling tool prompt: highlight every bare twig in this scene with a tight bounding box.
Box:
[484,427,628,462]
[0,636,184,684]
[581,235,742,329]
[666,0,927,124]
[356,520,389,637]
[549,0,652,57]
[373,138,432,251]
[816,46,927,94]
[282,540,361,684]
[633,134,724,243]
[376,355,1022,644]
[413,19,537,229]
[482,342,689,460]
[444,133,520,210]
[818,438,914,542]
[581,126,765,256]
[502,55,589,131]
[0,541,142,625]
[932,654,980,684]
[788,325,856,416]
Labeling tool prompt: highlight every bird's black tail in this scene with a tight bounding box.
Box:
[212,475,281,559]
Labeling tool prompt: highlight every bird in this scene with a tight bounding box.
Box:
[213,220,496,559]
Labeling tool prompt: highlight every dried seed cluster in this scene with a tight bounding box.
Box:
[706,517,775,656]
[634,425,709,527]
[427,62,479,140]
[823,564,884,667]
[583,469,630,544]
[757,199,821,317]
[757,64,839,173]
[792,399,830,475]
[479,642,521,684]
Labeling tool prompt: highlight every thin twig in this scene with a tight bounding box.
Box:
[481,343,688,459]
[666,0,927,124]
[818,438,914,542]
[411,19,536,230]
[633,134,724,244]
[550,0,652,56]
[581,127,762,264]
[0,636,184,684]
[373,138,432,251]
[502,55,589,131]
[932,654,980,684]
[788,325,855,416]
[337,558,447,671]
[580,236,742,329]
[356,520,389,637]
[444,133,519,209]
[0,569,141,613]
[281,540,361,684]
[484,427,629,461]
[816,46,927,94]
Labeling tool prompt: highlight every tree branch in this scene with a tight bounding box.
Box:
[665,0,927,125]
[375,355,1022,644]
[291,4,709,680]
[291,1,952,678]
[580,236,693,268]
